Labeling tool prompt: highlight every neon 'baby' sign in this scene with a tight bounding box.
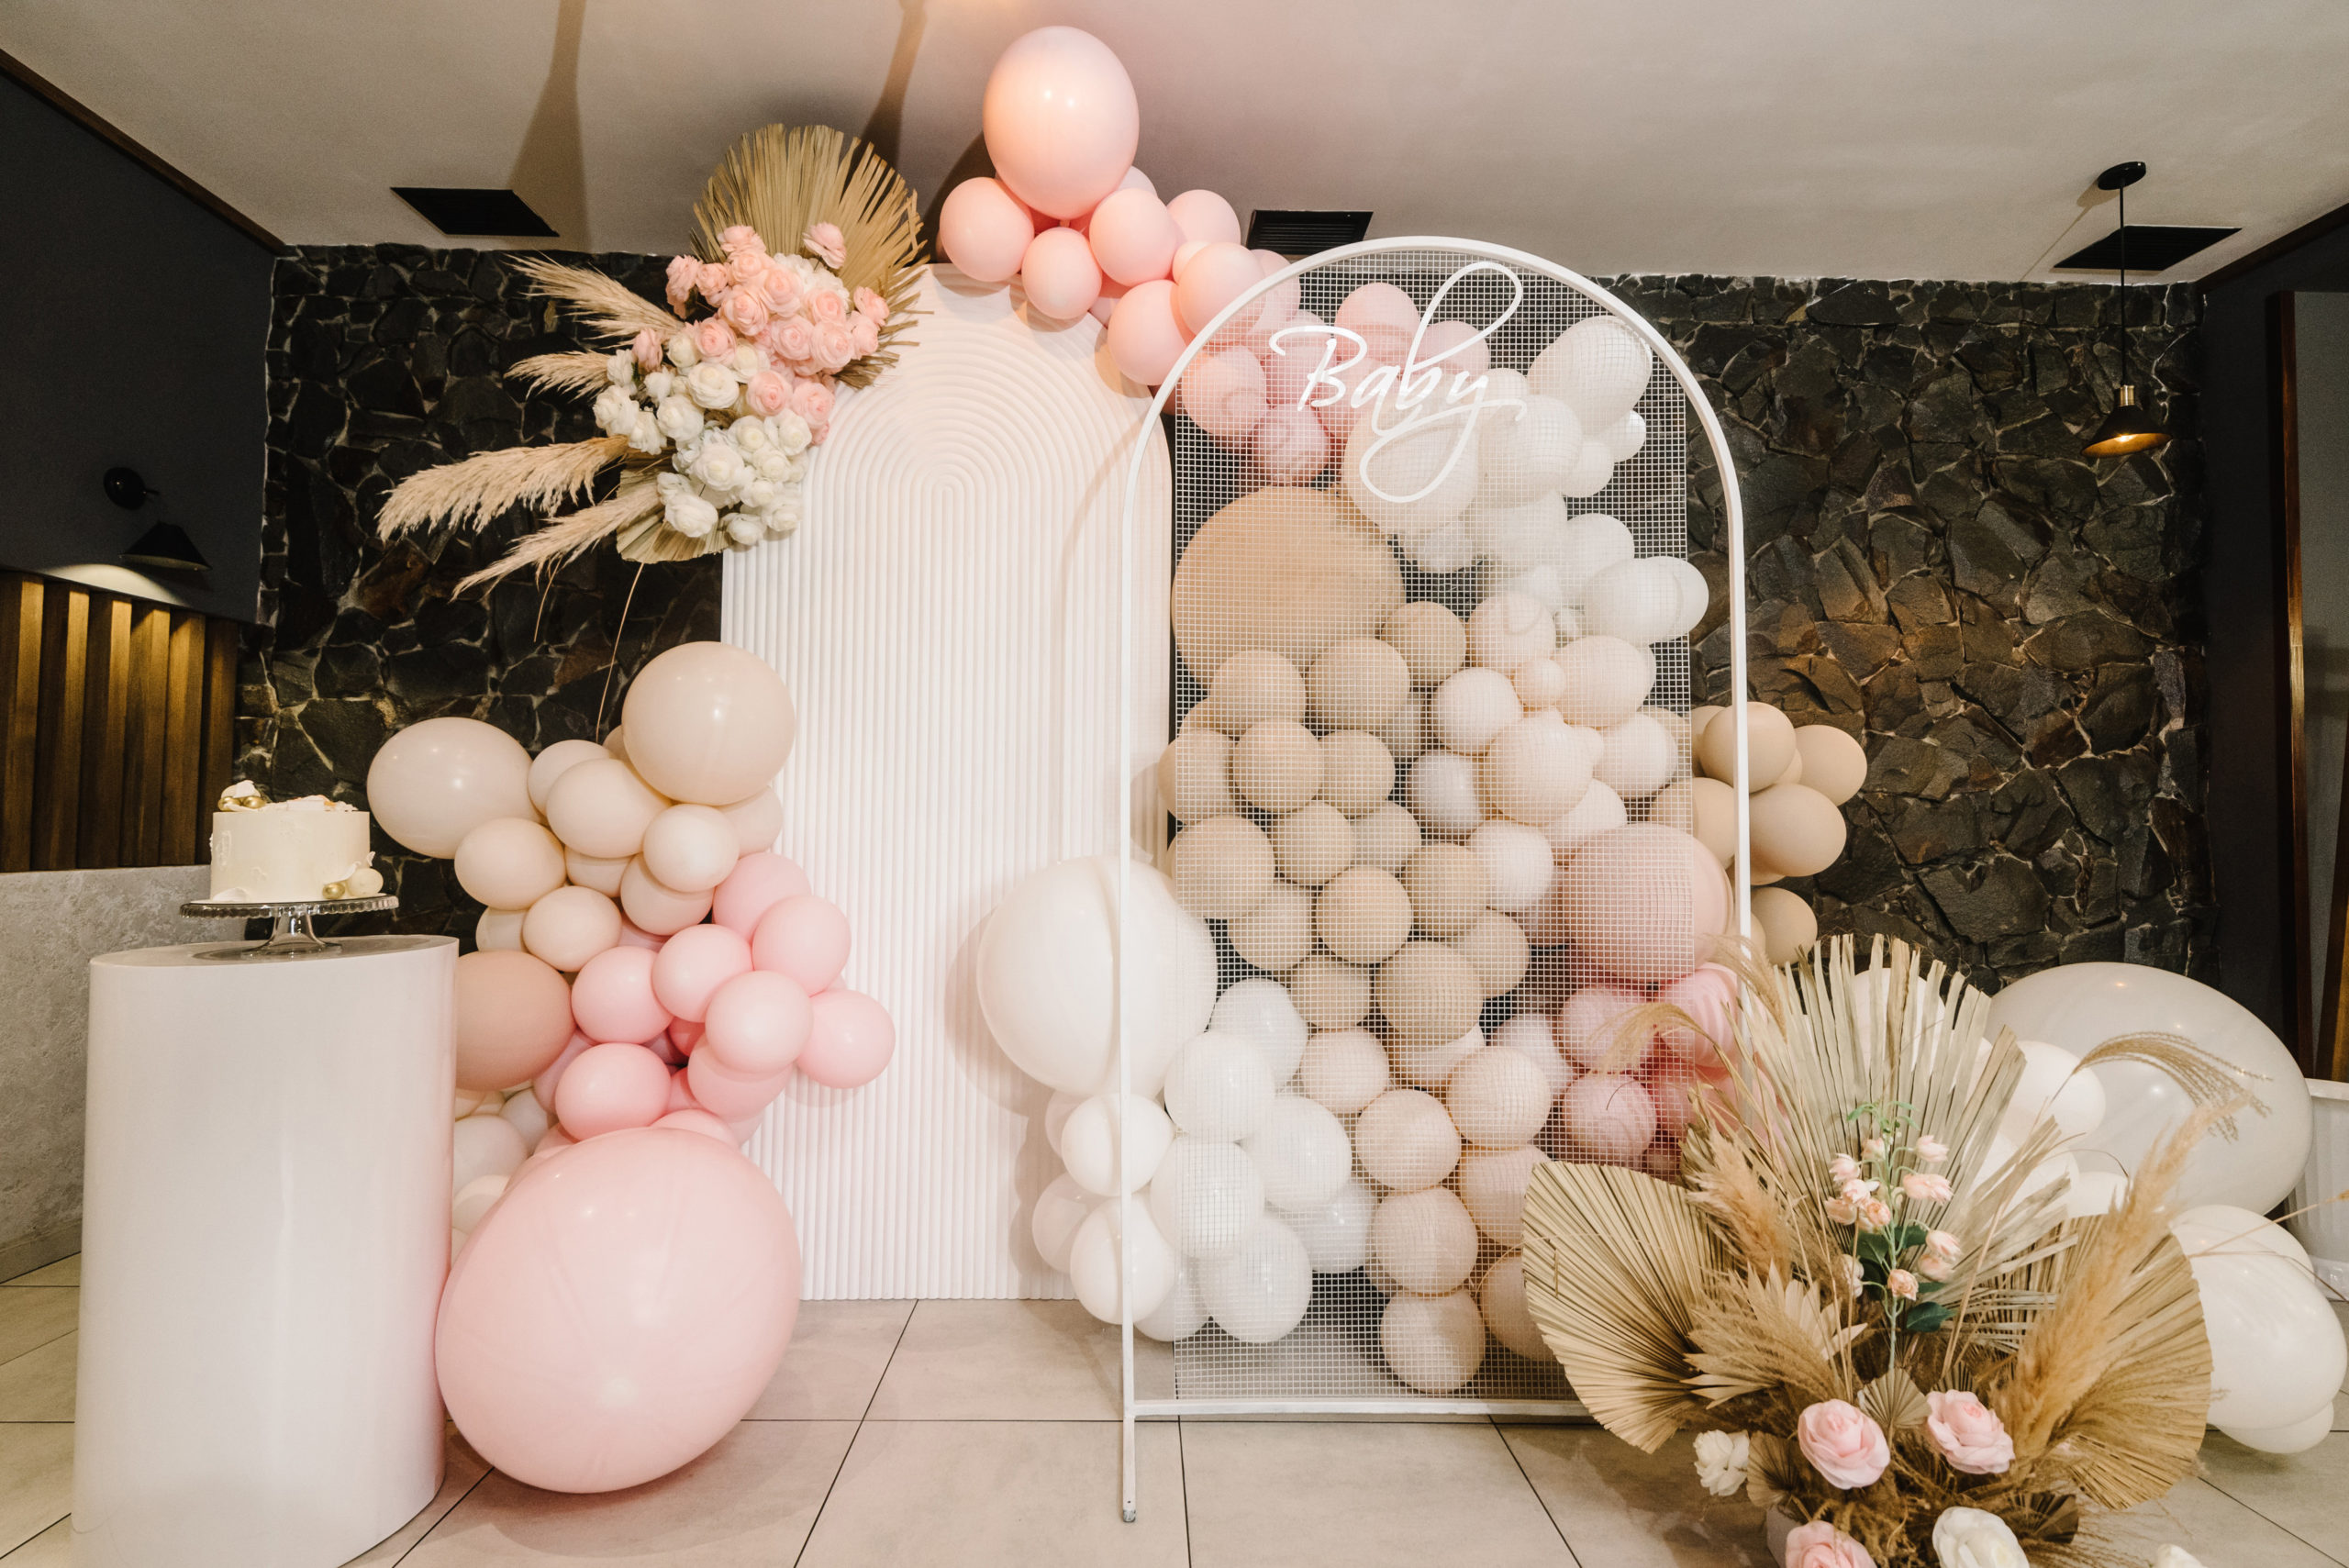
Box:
[1265,260,1526,507]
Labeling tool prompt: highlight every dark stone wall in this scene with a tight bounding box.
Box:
[244,249,2207,984]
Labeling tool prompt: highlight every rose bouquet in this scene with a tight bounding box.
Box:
[1520,938,2230,1568]
[377,124,922,588]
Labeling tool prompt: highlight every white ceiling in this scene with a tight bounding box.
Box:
[10,0,2348,282]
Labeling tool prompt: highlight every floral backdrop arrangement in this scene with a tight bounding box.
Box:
[1520,938,2227,1568]
[377,124,923,587]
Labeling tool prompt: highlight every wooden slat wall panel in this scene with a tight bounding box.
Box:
[0,572,241,873]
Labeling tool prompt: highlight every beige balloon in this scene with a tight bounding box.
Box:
[1749,782,1848,878]
[1273,803,1354,887]
[563,845,629,896]
[1232,720,1324,814]
[1308,638,1411,732]
[454,817,567,910]
[1371,1186,1479,1295]
[521,884,622,973]
[1453,910,1531,997]
[1172,486,1404,682]
[1230,881,1313,973]
[1443,1046,1551,1149]
[544,757,668,860]
[1381,1289,1486,1395]
[1297,1028,1391,1115]
[717,786,785,855]
[1379,599,1466,687]
[1352,801,1423,873]
[365,716,537,859]
[1457,1146,1549,1247]
[1375,941,1483,1045]
[1792,723,1868,805]
[1692,700,1797,788]
[1402,843,1487,938]
[1286,955,1372,1029]
[619,640,797,806]
[1753,885,1819,964]
[1317,729,1396,817]
[618,855,714,935]
[1159,729,1237,823]
[1354,1087,1463,1191]
[1315,865,1414,964]
[1206,650,1307,735]
[526,739,609,814]
[1169,816,1275,919]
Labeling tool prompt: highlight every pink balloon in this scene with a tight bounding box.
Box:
[651,922,754,1022]
[651,1108,738,1143]
[1089,275,1130,325]
[1262,335,1315,409]
[749,895,852,994]
[569,946,673,1045]
[453,950,574,1092]
[647,1029,684,1067]
[1561,1073,1657,1165]
[701,970,814,1077]
[1117,166,1155,197]
[1643,1057,1705,1142]
[1106,280,1189,387]
[1019,226,1102,321]
[1556,983,1653,1073]
[940,178,1033,284]
[685,1048,794,1120]
[1656,963,1738,1069]
[1252,406,1330,484]
[663,1067,699,1113]
[712,851,813,936]
[1174,242,1262,337]
[615,917,663,951]
[669,1017,706,1054]
[1165,189,1241,247]
[1171,239,1207,281]
[1336,282,1420,363]
[1085,187,1180,286]
[532,1032,592,1109]
[1559,825,1728,985]
[796,989,896,1090]
[1178,347,1269,447]
[435,1129,799,1493]
[1252,247,1287,276]
[552,1041,672,1140]
[1418,318,1491,376]
[981,27,1140,219]
[1241,276,1302,356]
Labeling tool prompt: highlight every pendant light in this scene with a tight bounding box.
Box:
[2083,161,2170,458]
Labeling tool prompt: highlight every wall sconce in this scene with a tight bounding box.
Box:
[106,467,211,576]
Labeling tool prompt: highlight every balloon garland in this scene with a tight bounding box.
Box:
[366,639,893,1492]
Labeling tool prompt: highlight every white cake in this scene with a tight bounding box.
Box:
[207,784,380,902]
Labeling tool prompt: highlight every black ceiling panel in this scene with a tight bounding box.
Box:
[2054,224,2239,272]
[392,187,557,238]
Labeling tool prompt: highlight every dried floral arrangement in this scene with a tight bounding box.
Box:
[1520,937,2221,1568]
[378,125,924,588]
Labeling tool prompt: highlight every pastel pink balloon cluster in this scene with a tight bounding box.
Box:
[934,26,1284,390]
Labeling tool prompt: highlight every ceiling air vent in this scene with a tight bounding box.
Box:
[2054,224,2238,272]
[392,187,557,238]
[1246,210,1372,257]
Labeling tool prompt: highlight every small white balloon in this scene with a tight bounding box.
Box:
[1467,821,1553,913]
[1210,978,1310,1085]
[1579,558,1687,647]
[1408,751,1486,839]
[1149,1136,1267,1260]
[451,1173,509,1233]
[2219,1405,2335,1455]
[1043,1090,1084,1155]
[1409,521,1475,576]
[1491,1010,1574,1097]
[1136,1263,1208,1342]
[1593,712,1677,799]
[1279,1176,1376,1273]
[1061,1093,1175,1196]
[1542,777,1627,856]
[1390,1025,1484,1095]
[1241,1094,1353,1210]
[1197,1216,1314,1343]
[1529,316,1653,428]
[497,1086,551,1148]
[1069,1199,1181,1326]
[1030,1172,1095,1273]
[452,1113,528,1191]
[1431,667,1524,755]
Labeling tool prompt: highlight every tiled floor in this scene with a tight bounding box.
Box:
[5,1256,2349,1566]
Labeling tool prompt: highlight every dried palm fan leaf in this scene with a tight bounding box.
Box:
[693,124,925,387]
[1520,1161,1720,1450]
[1687,1268,1863,1408]
[378,436,630,539]
[507,256,681,341]
[454,474,662,592]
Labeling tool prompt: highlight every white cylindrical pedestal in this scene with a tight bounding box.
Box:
[74,935,457,1568]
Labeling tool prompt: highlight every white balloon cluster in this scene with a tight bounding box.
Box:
[2171,1205,2346,1453]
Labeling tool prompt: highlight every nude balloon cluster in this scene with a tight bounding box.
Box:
[362,640,895,1251]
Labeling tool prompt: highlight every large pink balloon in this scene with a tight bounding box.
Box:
[454,950,574,1092]
[570,946,673,1045]
[435,1129,800,1493]
[797,990,896,1089]
[366,717,535,858]
[619,642,796,807]
[937,177,1034,284]
[1174,241,1266,337]
[1556,824,1728,985]
[701,970,813,1077]
[981,27,1139,219]
[1020,226,1102,321]
[1107,280,1189,388]
[1085,187,1180,286]
[750,894,852,994]
[652,922,754,1022]
[552,1041,671,1140]
[712,850,813,936]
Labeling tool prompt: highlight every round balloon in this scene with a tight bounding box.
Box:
[367,717,535,858]
[619,642,797,806]
[435,1129,799,1493]
[980,27,1140,220]
[453,950,574,1092]
[1986,962,2312,1212]
[797,989,895,1090]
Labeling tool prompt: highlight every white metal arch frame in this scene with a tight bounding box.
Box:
[1112,237,1752,1520]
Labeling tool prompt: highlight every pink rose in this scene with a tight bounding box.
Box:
[1824,1196,1858,1226]
[745,369,793,417]
[1856,1197,1892,1231]
[664,255,698,314]
[849,315,879,357]
[761,260,803,315]
[809,288,849,323]
[719,287,770,335]
[1917,1135,1949,1166]
[630,327,663,372]
[693,317,738,361]
[1785,1520,1876,1568]
[718,223,764,259]
[1796,1400,1889,1490]
[1887,1268,1918,1301]
[694,261,730,302]
[1924,1390,2013,1475]
[1828,1154,1861,1184]
[814,320,854,371]
[804,220,846,268]
[790,378,834,428]
[768,317,815,367]
[1902,1172,1953,1204]
[854,286,887,322]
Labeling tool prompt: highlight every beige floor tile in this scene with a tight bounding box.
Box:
[743,1299,912,1420]
[0,1296,73,1368]
[0,1337,73,1423]
[0,1424,72,1556]
[1181,1420,1572,1568]
[863,1298,1169,1420]
[2109,1475,2343,1567]
[0,1260,75,1289]
[1501,1425,1770,1567]
[0,1518,66,1564]
[2197,1430,2349,1561]
[400,1420,854,1566]
[796,1419,1184,1568]
[344,1429,490,1565]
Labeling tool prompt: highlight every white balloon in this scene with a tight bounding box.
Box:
[451,1113,527,1191]
[1137,1264,1208,1342]
[1210,978,1309,1085]
[1279,1177,1376,1273]
[1061,1093,1174,1196]
[1197,1216,1314,1343]
[1475,393,1585,505]
[1408,751,1486,839]
[1432,667,1524,755]
[1529,316,1653,428]
[451,1173,508,1233]
[1341,401,1479,538]
[2064,1169,2129,1219]
[1069,1200,1180,1326]
[497,1086,551,1148]
[976,857,1218,1095]
[1408,522,1474,576]
[1589,408,1646,464]
[1542,778,1627,856]
[1468,820,1554,913]
[1580,558,1687,647]
[1030,1172,1094,1273]
[1593,712,1677,800]
[2174,1204,2311,1267]
[1491,1010,1574,1097]
[1241,1095,1353,1210]
[1986,962,2312,1213]
[1043,1090,1083,1155]
[2179,1245,2345,1431]
[1380,1289,1486,1395]
[1162,1031,1277,1140]
[1466,492,1570,571]
[1149,1137,1267,1259]
[1994,1040,2104,1145]
[1554,513,1636,603]
[2219,1404,2334,1455]
[1390,1025,1483,1094]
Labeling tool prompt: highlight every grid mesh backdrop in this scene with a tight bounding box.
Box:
[1128,243,1714,1410]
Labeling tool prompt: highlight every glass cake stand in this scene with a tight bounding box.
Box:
[179,895,399,961]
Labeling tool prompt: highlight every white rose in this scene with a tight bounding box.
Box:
[607,350,636,388]
[665,331,698,369]
[730,345,762,379]
[724,512,763,548]
[2150,1551,2204,1568]
[691,439,750,494]
[655,471,691,498]
[663,490,718,539]
[685,361,740,411]
[626,409,665,454]
[741,478,778,511]
[644,368,677,400]
[1691,1430,1748,1499]
[732,417,770,453]
[769,410,811,455]
[1932,1507,2027,1568]
[655,395,704,443]
[592,385,638,435]
[752,449,791,483]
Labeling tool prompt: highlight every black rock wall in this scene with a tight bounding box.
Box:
[245,250,2206,984]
